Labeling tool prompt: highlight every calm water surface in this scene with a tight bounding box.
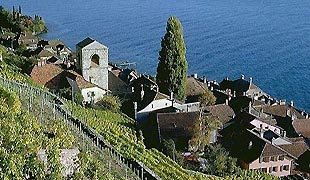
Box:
[2,0,310,110]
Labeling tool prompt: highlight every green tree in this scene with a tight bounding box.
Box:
[156,16,188,101]
[162,139,176,161]
[198,90,216,107]
[201,144,238,177]
[189,115,221,152]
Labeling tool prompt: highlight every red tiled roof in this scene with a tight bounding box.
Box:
[66,70,95,89]
[30,64,64,89]
[293,119,310,138]
[261,143,287,157]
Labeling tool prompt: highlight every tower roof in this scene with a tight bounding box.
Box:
[76,37,95,48]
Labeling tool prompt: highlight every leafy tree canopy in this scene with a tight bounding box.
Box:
[156,16,188,101]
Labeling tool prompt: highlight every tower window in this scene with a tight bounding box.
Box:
[91,54,99,67]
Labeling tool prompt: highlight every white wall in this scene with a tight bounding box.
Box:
[81,87,106,103]
[137,99,173,121]
[249,157,292,177]
[250,119,282,135]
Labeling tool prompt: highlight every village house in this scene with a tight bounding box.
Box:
[221,126,294,177]
[108,64,138,97]
[154,111,201,150]
[257,102,309,138]
[219,75,273,101]
[131,75,200,122]
[185,74,208,103]
[203,103,235,143]
[220,100,310,176]
[18,31,39,50]
[29,62,105,104]
[28,37,153,104]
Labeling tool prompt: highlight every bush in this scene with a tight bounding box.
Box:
[95,95,121,112]
[198,90,216,107]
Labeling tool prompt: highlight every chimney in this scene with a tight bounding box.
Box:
[140,84,144,100]
[286,109,291,117]
[233,91,236,97]
[170,91,173,100]
[248,141,253,150]
[290,100,294,107]
[241,74,245,80]
[210,86,214,91]
[260,128,264,138]
[133,102,138,120]
[193,73,198,79]
[248,101,252,113]
[306,114,309,119]
[225,77,229,80]
[203,76,207,83]
[271,137,275,145]
[283,131,287,138]
[225,99,229,105]
[291,114,296,121]
[249,77,253,84]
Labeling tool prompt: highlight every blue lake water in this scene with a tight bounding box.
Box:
[2,0,310,110]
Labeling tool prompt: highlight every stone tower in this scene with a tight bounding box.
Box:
[76,37,108,90]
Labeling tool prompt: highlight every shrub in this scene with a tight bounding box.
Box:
[95,95,121,112]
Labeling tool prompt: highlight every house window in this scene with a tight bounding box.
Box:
[283,165,289,171]
[262,157,270,162]
[270,156,278,161]
[272,166,278,172]
[279,155,284,161]
[280,165,283,171]
[262,168,267,172]
[269,167,272,173]
[91,54,100,67]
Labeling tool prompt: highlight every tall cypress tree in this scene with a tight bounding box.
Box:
[156,16,188,101]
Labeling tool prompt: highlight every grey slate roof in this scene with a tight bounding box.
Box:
[76,37,95,48]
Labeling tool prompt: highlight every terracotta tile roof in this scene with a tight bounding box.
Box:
[292,119,310,138]
[66,70,95,89]
[186,77,207,96]
[30,64,64,89]
[30,64,95,90]
[204,104,235,124]
[279,140,309,158]
[262,104,304,119]
[262,143,287,157]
